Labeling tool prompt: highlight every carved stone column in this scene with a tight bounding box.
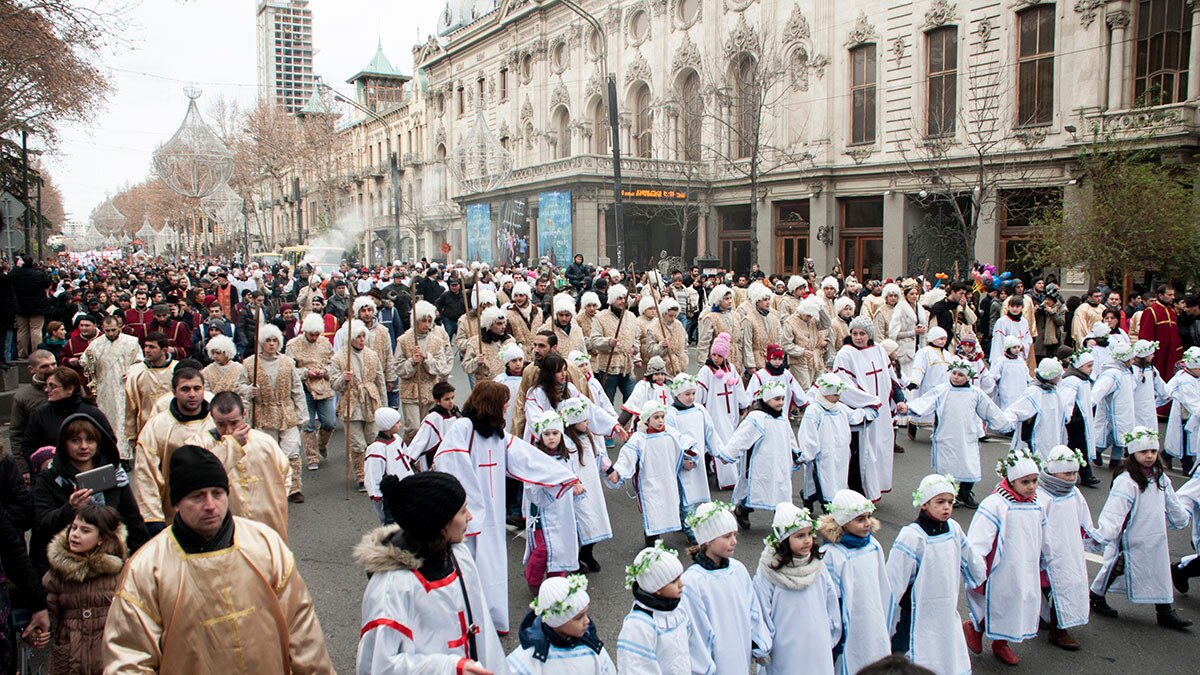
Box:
[597,204,608,264]
[1190,3,1200,99]
[1107,9,1132,110]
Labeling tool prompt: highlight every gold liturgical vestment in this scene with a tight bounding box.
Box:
[185,429,291,541]
[103,517,333,674]
[133,407,215,525]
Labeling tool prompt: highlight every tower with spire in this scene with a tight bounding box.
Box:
[347,40,411,113]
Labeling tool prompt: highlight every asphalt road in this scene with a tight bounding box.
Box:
[289,350,1199,674]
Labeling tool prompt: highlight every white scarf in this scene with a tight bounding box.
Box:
[755,545,823,591]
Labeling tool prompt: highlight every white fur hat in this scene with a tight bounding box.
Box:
[553,293,576,316]
[1133,339,1159,359]
[658,297,680,314]
[414,301,436,322]
[927,326,948,344]
[798,296,823,318]
[353,295,376,314]
[481,305,507,329]
[559,396,591,426]
[920,287,946,308]
[709,284,733,305]
[687,502,738,545]
[608,284,629,304]
[1036,357,1064,381]
[625,542,683,592]
[474,288,497,308]
[374,407,401,432]
[205,334,237,359]
[638,295,657,315]
[301,313,325,335]
[512,280,532,298]
[532,575,590,628]
[1184,346,1200,369]
[882,283,902,299]
[1003,335,1022,351]
[349,321,370,340]
[759,379,787,401]
[500,343,525,364]
[566,350,590,367]
[912,474,958,507]
[257,323,283,346]
[834,296,856,315]
[748,282,773,305]
[821,276,840,292]
[1090,321,1111,338]
[1045,445,1085,474]
[580,291,601,309]
[787,276,808,293]
[996,447,1042,480]
[1123,426,1160,453]
[828,489,875,526]
[767,502,817,546]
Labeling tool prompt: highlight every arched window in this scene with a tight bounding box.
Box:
[633,83,653,158]
[552,106,572,159]
[679,70,702,161]
[733,54,758,158]
[589,98,607,154]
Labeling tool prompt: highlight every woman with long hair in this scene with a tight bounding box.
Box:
[521,353,584,442]
[889,282,927,379]
[24,367,115,465]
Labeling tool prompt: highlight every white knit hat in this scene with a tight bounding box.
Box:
[821,276,840,292]
[533,410,564,436]
[414,300,436,322]
[927,326,948,344]
[499,343,525,364]
[996,447,1043,480]
[1184,346,1200,369]
[607,284,629,304]
[553,293,576,316]
[1003,335,1021,351]
[834,297,856,315]
[257,323,283,346]
[668,373,698,397]
[205,334,236,359]
[828,489,875,526]
[559,396,591,426]
[531,575,590,628]
[638,401,670,421]
[766,502,816,547]
[481,305,506,329]
[748,283,773,305]
[912,474,958,507]
[1122,426,1160,453]
[512,281,532,298]
[638,295,657,315]
[1036,357,1064,381]
[848,315,873,337]
[374,407,401,432]
[815,373,846,397]
[1133,339,1159,359]
[686,501,738,545]
[644,356,667,376]
[879,338,900,356]
[580,291,601,309]
[759,379,787,401]
[566,350,590,367]
[1090,321,1111,338]
[1071,348,1095,368]
[1045,445,1085,474]
[625,542,683,592]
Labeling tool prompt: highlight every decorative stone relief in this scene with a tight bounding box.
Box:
[1106,9,1132,30]
[434,127,446,147]
[845,11,877,49]
[1074,0,1105,29]
[782,4,811,47]
[625,1,652,48]
[845,146,874,164]
[923,0,957,30]
[723,0,757,13]
[585,69,605,101]
[520,96,534,122]
[976,16,995,44]
[1013,127,1048,149]
[672,35,702,74]
[650,0,668,17]
[624,52,653,87]
[724,13,761,60]
[605,7,622,31]
[550,84,571,111]
[890,35,908,62]
[671,0,703,31]
[498,121,511,139]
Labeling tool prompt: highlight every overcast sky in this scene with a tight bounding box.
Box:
[48,0,445,226]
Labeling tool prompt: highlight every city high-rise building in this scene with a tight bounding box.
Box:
[256,0,314,114]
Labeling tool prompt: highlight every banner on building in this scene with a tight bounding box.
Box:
[495,198,528,266]
[466,203,491,264]
[537,191,572,268]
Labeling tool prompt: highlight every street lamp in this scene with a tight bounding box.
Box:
[559,0,624,268]
[317,79,401,264]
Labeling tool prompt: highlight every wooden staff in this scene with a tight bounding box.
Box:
[646,268,678,374]
[411,291,424,409]
[251,303,260,425]
[342,300,354,500]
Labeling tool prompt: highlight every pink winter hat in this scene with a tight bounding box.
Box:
[711,332,731,358]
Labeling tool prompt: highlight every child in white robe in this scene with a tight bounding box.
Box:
[524,411,586,594]
[617,543,715,675]
[607,402,698,547]
[796,374,877,511]
[664,373,717,543]
[964,447,1047,665]
[1089,427,1193,630]
[1006,357,1068,459]
[364,408,411,524]
[746,344,809,418]
[567,350,616,418]
[719,380,803,531]
[695,332,750,490]
[955,332,994,395]
[992,335,1031,410]
[886,475,986,675]
[559,396,613,574]
[406,381,460,471]
[1092,342,1139,467]
[1059,348,1102,486]
[507,575,615,674]
[989,295,1033,371]
[1037,445,1097,651]
[680,502,767,674]
[496,342,526,431]
[1131,339,1169,429]
[618,356,672,426]
[817,489,893,675]
[753,503,840,675]
[906,357,1015,508]
[1171,458,1200,593]
[1164,347,1200,475]
[908,326,952,433]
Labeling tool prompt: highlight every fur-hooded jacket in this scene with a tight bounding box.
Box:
[44,522,127,585]
[354,525,426,575]
[43,522,127,675]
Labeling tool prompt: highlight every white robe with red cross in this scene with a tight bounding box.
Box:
[834,343,899,501]
[696,363,751,489]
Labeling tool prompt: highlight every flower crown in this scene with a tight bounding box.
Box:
[1050,447,1086,467]
[1122,428,1160,445]
[558,398,590,420]
[1069,347,1093,365]
[828,496,875,518]
[529,574,588,618]
[995,448,1043,477]
[816,375,847,394]
[911,474,959,508]
[1135,340,1161,356]
[668,374,699,392]
[624,540,677,589]
[947,360,978,380]
[685,501,733,530]
[764,509,818,548]
[533,413,562,435]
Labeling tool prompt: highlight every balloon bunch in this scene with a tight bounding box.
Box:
[970,263,1003,293]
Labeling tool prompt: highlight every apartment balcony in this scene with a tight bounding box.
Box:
[1080,102,1200,143]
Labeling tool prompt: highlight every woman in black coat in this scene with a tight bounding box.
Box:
[23,367,114,467]
[30,411,147,580]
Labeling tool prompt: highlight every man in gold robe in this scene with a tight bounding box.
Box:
[132,366,214,535]
[103,444,333,674]
[123,332,178,449]
[186,391,291,541]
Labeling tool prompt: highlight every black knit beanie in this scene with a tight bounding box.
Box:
[382,471,466,541]
[169,444,230,505]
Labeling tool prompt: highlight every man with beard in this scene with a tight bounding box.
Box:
[58,314,100,383]
[139,303,193,359]
[82,315,144,462]
[588,284,642,404]
[124,289,153,333]
[235,290,267,358]
[286,313,336,471]
[1138,284,1184,386]
[1071,286,1105,348]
